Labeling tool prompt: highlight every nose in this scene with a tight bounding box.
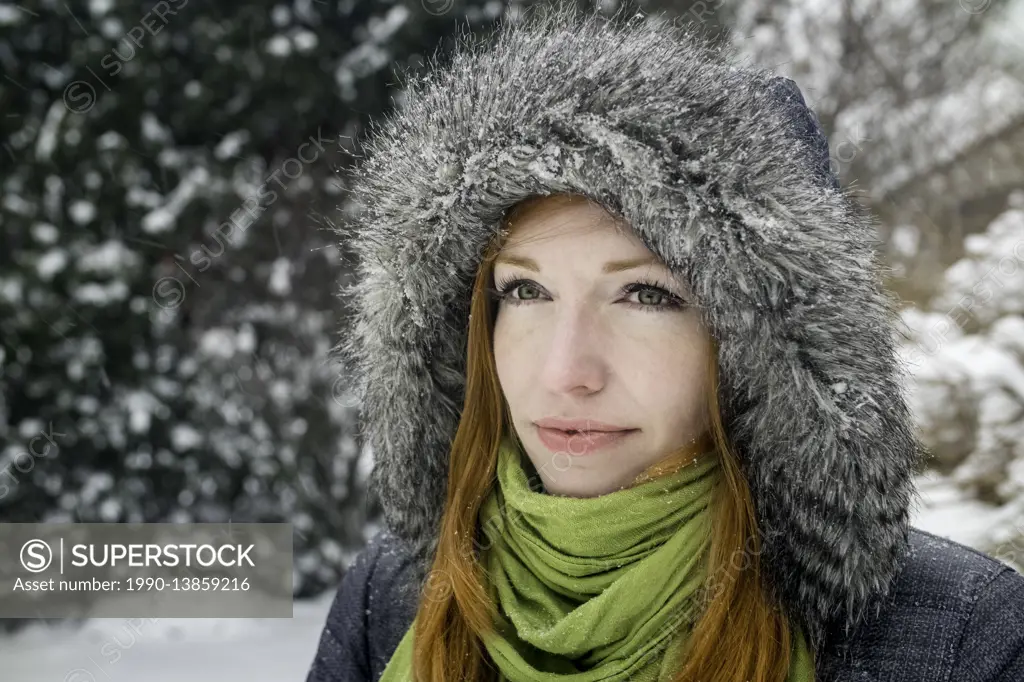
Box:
[538,304,607,396]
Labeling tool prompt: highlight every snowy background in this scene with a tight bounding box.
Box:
[2,0,1023,679]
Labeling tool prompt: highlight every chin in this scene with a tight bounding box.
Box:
[542,472,632,498]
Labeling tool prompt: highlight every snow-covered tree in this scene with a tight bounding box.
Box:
[725,0,1024,302]
[0,0,517,625]
[899,191,1024,571]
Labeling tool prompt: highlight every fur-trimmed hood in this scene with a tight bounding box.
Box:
[332,3,923,650]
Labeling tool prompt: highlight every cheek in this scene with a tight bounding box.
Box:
[623,331,709,415]
[492,313,527,396]
[493,314,509,373]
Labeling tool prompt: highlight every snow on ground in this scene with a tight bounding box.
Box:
[0,591,333,682]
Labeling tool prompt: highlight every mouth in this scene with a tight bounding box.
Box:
[533,417,634,432]
[548,427,637,435]
[534,424,639,456]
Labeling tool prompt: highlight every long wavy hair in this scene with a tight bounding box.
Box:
[409,193,813,682]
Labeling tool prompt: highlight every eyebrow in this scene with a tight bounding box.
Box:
[494,254,660,274]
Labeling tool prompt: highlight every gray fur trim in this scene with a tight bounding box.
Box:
[332,3,924,649]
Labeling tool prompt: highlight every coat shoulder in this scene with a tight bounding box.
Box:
[817,526,1024,682]
[363,530,421,677]
[306,529,420,682]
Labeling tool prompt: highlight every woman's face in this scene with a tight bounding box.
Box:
[492,196,712,498]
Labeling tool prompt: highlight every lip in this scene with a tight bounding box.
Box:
[533,417,633,432]
[534,424,639,456]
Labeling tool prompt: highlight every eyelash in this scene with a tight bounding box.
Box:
[487,275,687,313]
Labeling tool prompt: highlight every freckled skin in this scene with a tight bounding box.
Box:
[492,197,712,498]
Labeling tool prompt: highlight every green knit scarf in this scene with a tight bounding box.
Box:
[379,432,816,681]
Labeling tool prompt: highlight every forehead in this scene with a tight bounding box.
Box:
[497,195,647,253]
[493,198,685,287]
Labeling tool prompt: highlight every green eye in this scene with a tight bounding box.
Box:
[515,283,541,300]
[637,288,666,306]
[622,281,686,313]
[487,277,545,307]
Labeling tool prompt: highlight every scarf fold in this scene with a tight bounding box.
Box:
[379,433,817,681]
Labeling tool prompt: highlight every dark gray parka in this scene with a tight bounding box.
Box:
[307,4,1024,680]
[307,527,1024,681]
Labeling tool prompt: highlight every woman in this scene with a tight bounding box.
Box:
[307,4,1024,682]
